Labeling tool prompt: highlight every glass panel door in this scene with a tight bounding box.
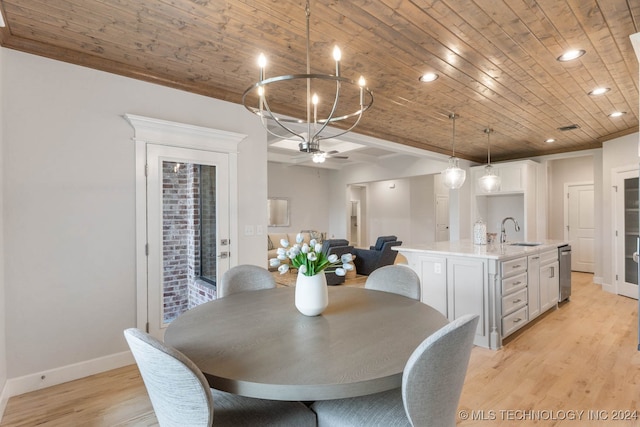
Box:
[616,169,639,299]
[624,177,639,286]
[147,145,230,339]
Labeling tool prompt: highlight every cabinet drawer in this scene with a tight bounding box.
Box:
[501,272,527,294]
[502,287,528,315]
[501,257,527,277]
[502,306,528,337]
[539,249,558,265]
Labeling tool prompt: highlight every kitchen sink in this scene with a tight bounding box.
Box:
[509,242,542,246]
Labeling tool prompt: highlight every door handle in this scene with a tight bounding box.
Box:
[633,252,639,264]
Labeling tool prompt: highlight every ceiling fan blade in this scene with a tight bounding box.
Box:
[323,150,348,160]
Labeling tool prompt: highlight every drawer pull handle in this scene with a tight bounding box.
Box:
[512,264,522,269]
[513,317,522,323]
[513,298,522,303]
[513,281,522,286]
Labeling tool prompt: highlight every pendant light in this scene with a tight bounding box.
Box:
[478,128,501,193]
[441,113,466,190]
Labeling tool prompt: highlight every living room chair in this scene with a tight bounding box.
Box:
[365,264,421,300]
[124,328,316,427]
[218,264,276,298]
[321,239,354,285]
[311,314,479,427]
[353,235,402,276]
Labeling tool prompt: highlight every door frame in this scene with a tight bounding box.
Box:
[612,164,639,299]
[125,114,245,333]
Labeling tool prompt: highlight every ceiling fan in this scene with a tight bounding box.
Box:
[289,149,348,164]
[310,150,349,163]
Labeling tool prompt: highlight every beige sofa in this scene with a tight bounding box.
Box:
[268,231,325,268]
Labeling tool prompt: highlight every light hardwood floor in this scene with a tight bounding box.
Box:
[1,272,638,426]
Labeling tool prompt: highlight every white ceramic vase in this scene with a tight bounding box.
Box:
[295,270,328,316]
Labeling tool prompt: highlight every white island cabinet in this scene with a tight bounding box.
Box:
[396,240,565,350]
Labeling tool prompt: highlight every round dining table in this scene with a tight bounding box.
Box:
[164,286,449,401]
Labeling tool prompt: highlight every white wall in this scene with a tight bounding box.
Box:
[329,151,472,241]
[267,162,331,234]
[547,156,595,239]
[363,179,411,247]
[410,174,436,245]
[0,46,8,412]
[2,49,268,384]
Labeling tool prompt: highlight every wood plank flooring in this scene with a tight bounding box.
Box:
[1,272,638,426]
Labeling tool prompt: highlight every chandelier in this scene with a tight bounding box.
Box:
[441,113,466,190]
[242,0,374,153]
[478,128,501,192]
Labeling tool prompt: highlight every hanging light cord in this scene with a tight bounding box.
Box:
[485,128,492,165]
[449,113,458,157]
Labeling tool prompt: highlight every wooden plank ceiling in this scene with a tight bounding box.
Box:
[0,0,638,162]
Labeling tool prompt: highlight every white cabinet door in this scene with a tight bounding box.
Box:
[540,261,559,312]
[499,164,525,193]
[447,258,487,344]
[527,254,541,320]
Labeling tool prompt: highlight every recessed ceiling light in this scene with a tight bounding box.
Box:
[588,87,610,96]
[557,49,586,62]
[419,72,439,82]
[545,138,555,143]
[608,111,626,118]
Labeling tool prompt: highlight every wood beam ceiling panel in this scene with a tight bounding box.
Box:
[0,0,636,161]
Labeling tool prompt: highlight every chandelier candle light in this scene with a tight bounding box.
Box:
[441,113,466,189]
[478,128,501,193]
[242,0,374,154]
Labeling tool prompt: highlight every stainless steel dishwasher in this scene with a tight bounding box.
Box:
[558,244,572,302]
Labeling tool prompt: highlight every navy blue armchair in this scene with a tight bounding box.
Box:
[321,239,354,285]
[353,236,402,276]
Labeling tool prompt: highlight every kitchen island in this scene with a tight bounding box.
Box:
[395,240,567,349]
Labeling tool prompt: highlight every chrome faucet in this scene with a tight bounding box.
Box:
[500,217,521,243]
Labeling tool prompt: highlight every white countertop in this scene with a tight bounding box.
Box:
[394,239,568,260]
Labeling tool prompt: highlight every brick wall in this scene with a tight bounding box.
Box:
[162,162,216,323]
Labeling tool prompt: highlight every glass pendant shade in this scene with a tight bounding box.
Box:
[478,127,500,192]
[442,157,466,189]
[479,164,501,192]
[441,113,466,190]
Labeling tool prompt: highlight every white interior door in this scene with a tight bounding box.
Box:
[614,168,639,299]
[349,200,361,247]
[147,144,230,339]
[567,183,594,272]
[436,195,450,241]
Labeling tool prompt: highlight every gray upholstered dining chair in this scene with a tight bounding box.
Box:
[218,264,276,298]
[124,328,316,427]
[364,264,422,300]
[311,314,479,427]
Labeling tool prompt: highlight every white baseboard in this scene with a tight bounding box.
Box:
[601,281,616,294]
[5,351,134,398]
[593,276,603,285]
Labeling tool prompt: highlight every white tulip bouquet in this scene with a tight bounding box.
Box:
[270,233,354,277]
